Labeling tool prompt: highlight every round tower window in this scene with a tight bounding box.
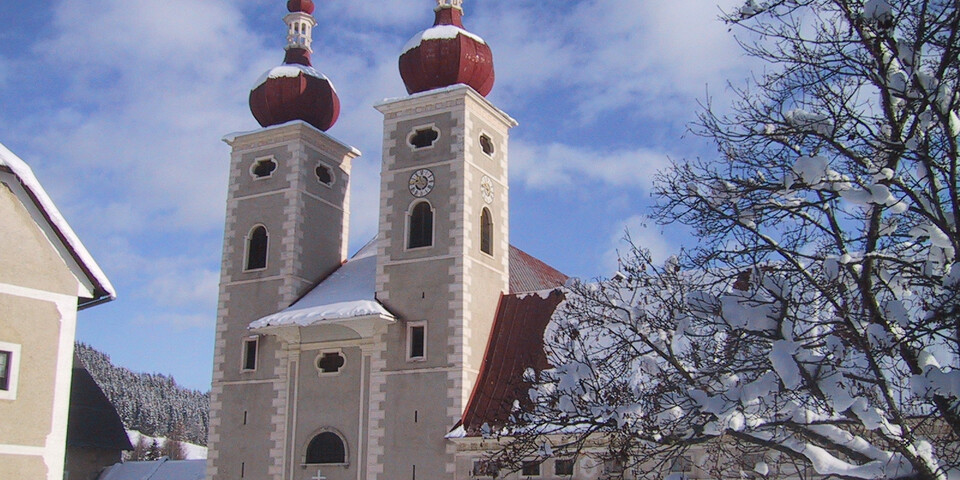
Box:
[316,164,334,186]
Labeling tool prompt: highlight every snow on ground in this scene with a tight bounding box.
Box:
[127,430,207,460]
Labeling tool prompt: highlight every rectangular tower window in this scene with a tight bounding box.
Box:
[242,336,259,371]
[407,323,426,361]
[0,342,20,400]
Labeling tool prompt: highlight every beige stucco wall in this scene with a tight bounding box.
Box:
[0,453,49,479]
[0,176,86,480]
[0,183,77,296]
[0,295,62,446]
[289,344,363,480]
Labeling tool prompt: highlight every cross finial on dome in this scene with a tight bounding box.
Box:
[436,0,463,10]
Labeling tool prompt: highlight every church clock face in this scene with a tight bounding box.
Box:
[408,168,435,198]
[480,175,494,204]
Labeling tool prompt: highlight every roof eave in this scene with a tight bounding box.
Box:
[251,312,396,342]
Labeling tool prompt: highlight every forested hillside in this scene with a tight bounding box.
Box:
[74,342,209,446]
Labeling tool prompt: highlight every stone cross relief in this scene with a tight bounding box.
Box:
[311,470,327,480]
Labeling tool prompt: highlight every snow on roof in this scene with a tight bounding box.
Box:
[0,142,116,306]
[401,24,486,55]
[98,458,205,480]
[249,239,392,330]
[250,63,331,91]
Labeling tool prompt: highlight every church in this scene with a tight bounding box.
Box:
[205,1,574,479]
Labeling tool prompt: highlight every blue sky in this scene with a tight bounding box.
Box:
[0,0,750,391]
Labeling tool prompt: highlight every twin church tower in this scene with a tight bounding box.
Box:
[206,1,553,479]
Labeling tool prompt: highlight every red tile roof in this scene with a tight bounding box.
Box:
[509,246,569,293]
[460,289,565,434]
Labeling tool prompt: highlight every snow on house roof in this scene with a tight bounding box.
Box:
[98,458,205,480]
[0,142,116,307]
[458,289,566,435]
[249,239,392,330]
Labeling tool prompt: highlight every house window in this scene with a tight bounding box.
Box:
[555,459,575,476]
[316,164,334,186]
[408,126,440,149]
[251,157,277,179]
[480,207,493,255]
[245,225,268,271]
[316,352,345,374]
[472,460,499,478]
[242,336,258,371]
[0,351,10,391]
[408,201,433,249]
[407,323,426,361]
[479,134,495,156]
[522,460,541,476]
[0,342,20,400]
[305,432,346,464]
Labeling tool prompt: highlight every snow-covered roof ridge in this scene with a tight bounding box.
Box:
[249,238,392,330]
[0,141,116,306]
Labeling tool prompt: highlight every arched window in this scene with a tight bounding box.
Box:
[480,207,493,255]
[408,201,433,249]
[245,226,268,270]
[305,432,346,464]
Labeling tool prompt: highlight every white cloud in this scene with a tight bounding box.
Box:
[510,139,673,191]
[12,0,271,237]
[602,215,676,274]
[476,0,752,122]
[144,266,220,311]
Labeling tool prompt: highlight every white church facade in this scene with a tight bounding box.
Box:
[205,1,572,479]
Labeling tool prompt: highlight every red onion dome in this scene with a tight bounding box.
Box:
[248,0,339,131]
[399,4,495,97]
[249,64,340,132]
[287,0,315,14]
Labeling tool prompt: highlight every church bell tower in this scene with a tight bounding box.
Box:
[206,1,359,479]
[369,0,517,477]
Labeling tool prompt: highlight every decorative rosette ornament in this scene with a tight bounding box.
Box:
[249,0,340,131]
[399,0,495,97]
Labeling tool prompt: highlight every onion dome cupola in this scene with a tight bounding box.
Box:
[399,0,495,97]
[249,0,340,131]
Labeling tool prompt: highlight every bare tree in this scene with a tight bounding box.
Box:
[162,423,188,460]
[491,1,960,479]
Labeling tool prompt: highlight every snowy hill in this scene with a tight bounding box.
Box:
[127,430,207,460]
[74,342,209,446]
